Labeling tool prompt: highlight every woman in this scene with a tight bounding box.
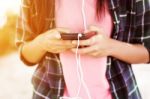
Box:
[16,0,150,99]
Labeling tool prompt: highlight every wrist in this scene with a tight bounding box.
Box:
[20,43,37,66]
[32,37,47,54]
[106,38,118,57]
[145,47,150,63]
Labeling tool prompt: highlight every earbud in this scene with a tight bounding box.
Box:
[78,33,82,38]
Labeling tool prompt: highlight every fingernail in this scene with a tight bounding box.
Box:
[55,34,61,39]
[71,49,76,52]
[72,41,76,44]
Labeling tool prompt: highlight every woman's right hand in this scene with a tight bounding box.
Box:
[33,28,75,53]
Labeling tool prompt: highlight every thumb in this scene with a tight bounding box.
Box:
[88,25,103,33]
[49,28,71,39]
[56,27,71,33]
[55,28,71,39]
[45,30,61,39]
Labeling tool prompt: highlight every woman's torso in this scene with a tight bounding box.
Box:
[55,0,113,99]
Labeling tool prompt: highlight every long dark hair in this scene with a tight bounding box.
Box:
[29,0,55,35]
[96,0,106,18]
[31,0,105,36]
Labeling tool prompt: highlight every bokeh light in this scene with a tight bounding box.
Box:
[0,0,21,28]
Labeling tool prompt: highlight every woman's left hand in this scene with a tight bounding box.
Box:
[71,26,114,57]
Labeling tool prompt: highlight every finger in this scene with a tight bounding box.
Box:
[49,47,67,53]
[45,30,61,39]
[87,51,100,57]
[72,34,103,46]
[88,25,103,33]
[46,28,71,39]
[46,44,74,53]
[71,45,99,54]
[55,27,71,33]
[84,26,99,34]
[91,52,99,57]
[48,39,75,47]
[84,29,90,33]
[72,39,93,46]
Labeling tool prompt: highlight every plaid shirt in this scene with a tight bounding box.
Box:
[16,0,150,99]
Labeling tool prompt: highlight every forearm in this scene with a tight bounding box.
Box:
[21,39,47,65]
[109,39,149,64]
[20,28,73,65]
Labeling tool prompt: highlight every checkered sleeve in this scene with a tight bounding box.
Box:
[134,0,150,63]
[15,0,35,47]
[131,0,150,60]
[15,0,39,66]
[32,53,65,99]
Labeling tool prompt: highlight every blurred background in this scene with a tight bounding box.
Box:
[0,0,35,99]
[0,0,150,99]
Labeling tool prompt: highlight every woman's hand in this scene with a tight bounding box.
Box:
[71,26,149,64]
[34,28,75,53]
[71,26,113,57]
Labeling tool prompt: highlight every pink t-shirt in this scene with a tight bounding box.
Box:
[55,0,113,99]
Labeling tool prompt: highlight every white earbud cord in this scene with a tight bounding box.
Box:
[76,0,92,98]
[59,35,82,99]
[75,0,92,98]
[76,34,92,99]
[76,34,82,98]
[82,0,87,30]
[60,0,92,98]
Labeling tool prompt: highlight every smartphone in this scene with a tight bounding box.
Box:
[60,31,97,40]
